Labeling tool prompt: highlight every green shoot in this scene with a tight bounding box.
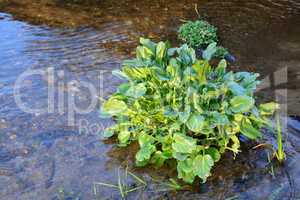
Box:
[275,111,285,163]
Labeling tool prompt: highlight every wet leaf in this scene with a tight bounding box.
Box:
[118,130,130,144]
[136,144,156,163]
[112,70,129,80]
[156,41,166,63]
[179,110,190,124]
[215,59,227,76]
[193,154,214,182]
[138,133,154,147]
[206,147,221,162]
[102,130,114,138]
[228,81,246,96]
[125,83,147,98]
[259,102,280,115]
[202,42,217,61]
[103,99,127,116]
[240,119,261,139]
[172,134,197,154]
[150,151,169,167]
[186,113,205,133]
[230,95,254,113]
[177,158,195,184]
[211,112,229,126]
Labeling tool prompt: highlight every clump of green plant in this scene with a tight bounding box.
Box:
[178,20,217,48]
[100,38,279,184]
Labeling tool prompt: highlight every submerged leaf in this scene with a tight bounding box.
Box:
[102,130,114,138]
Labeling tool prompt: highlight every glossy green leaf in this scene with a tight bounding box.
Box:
[211,112,229,126]
[186,113,205,133]
[138,133,155,147]
[172,134,197,154]
[215,59,227,76]
[103,99,127,116]
[259,102,279,115]
[230,95,255,113]
[156,41,166,63]
[240,119,261,139]
[125,83,147,98]
[202,42,217,61]
[118,130,130,144]
[140,37,156,53]
[100,37,279,185]
[192,60,211,84]
[177,158,195,183]
[228,81,246,96]
[193,154,214,182]
[112,69,129,80]
[150,151,169,168]
[136,144,156,162]
[206,147,221,162]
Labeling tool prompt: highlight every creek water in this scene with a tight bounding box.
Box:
[0,0,299,199]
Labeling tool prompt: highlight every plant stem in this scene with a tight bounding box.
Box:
[276,111,285,163]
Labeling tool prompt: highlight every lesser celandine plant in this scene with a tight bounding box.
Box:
[100,38,279,184]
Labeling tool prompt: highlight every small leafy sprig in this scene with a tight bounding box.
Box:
[100,38,279,184]
[178,20,217,49]
[178,20,231,59]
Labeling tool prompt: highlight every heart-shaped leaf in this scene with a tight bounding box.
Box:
[103,99,127,116]
[230,95,254,113]
[193,154,214,183]
[172,134,196,154]
[186,113,205,133]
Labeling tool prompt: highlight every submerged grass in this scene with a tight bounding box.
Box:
[93,167,146,199]
[253,111,286,166]
[92,167,182,199]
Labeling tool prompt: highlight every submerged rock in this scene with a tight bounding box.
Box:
[288,115,300,132]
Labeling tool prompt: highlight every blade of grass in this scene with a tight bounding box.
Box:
[276,111,285,163]
[118,168,125,199]
[126,185,145,193]
[93,182,119,189]
[267,152,275,178]
[128,171,147,186]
